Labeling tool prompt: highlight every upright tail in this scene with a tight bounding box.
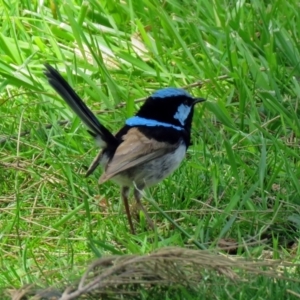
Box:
[44,64,118,148]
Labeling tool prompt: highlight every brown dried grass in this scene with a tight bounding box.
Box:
[7,247,299,300]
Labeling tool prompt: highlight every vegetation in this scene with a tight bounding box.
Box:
[1,0,300,298]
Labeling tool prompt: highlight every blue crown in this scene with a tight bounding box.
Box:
[151,88,192,99]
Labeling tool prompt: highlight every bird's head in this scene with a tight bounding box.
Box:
[136,88,205,130]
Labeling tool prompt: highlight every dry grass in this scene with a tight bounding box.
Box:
[7,247,298,300]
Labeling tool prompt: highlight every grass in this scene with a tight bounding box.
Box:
[1,0,300,298]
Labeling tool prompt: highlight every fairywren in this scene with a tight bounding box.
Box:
[44,64,205,234]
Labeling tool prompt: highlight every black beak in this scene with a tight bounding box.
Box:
[193,97,206,105]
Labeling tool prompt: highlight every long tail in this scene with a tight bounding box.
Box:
[44,64,118,148]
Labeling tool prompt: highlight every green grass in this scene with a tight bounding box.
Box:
[1,0,300,298]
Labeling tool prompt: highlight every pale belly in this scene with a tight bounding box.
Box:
[109,142,187,189]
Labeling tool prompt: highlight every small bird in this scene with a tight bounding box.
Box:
[44,64,205,234]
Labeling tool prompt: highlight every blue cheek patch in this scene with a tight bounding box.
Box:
[173,104,191,126]
[126,116,183,131]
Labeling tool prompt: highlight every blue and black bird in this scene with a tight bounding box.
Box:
[44,64,205,234]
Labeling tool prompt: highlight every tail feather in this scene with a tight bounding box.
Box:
[44,64,118,148]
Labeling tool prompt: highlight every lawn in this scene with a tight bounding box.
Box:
[1,0,300,298]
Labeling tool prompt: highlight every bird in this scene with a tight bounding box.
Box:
[44,64,205,234]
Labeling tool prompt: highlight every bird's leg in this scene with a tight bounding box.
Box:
[121,186,135,234]
[133,188,155,230]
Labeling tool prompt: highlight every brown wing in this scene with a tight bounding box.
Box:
[99,127,179,183]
